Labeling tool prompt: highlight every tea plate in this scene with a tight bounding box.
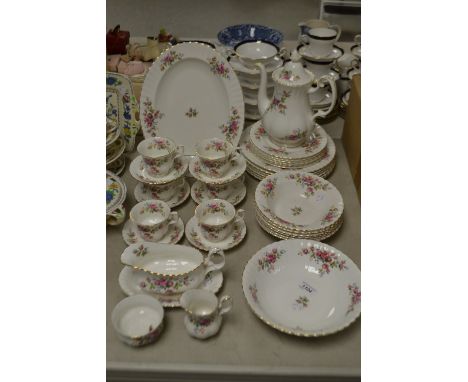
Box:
[106,136,126,165]
[217,24,283,47]
[122,217,184,246]
[189,153,246,185]
[119,268,224,308]
[134,181,190,208]
[297,44,344,62]
[255,171,344,231]
[130,155,188,185]
[107,171,127,214]
[191,180,246,206]
[250,122,328,162]
[185,216,246,251]
[140,42,244,155]
[242,239,360,337]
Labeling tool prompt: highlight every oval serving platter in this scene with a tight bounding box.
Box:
[140,42,244,155]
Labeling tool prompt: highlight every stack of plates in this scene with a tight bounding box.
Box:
[254,171,343,240]
[240,121,336,180]
[106,118,126,175]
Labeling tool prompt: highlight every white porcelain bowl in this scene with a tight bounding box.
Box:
[234,40,283,68]
[111,295,164,347]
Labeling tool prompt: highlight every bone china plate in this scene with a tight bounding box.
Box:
[140,42,244,155]
[255,171,343,231]
[242,239,360,337]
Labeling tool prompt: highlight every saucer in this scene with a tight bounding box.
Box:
[189,153,246,185]
[134,181,190,208]
[230,55,283,75]
[191,180,246,206]
[122,217,184,246]
[130,155,188,185]
[185,215,247,251]
[351,44,361,59]
[119,267,224,308]
[298,44,344,62]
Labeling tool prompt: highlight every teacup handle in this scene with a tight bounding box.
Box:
[235,208,245,222]
[278,47,287,58]
[107,205,126,226]
[218,295,233,316]
[307,75,337,137]
[329,24,342,41]
[299,34,310,45]
[204,248,225,274]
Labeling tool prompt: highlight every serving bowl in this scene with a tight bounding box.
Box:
[218,24,283,47]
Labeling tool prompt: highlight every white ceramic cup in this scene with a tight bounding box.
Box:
[195,199,244,243]
[205,176,245,200]
[129,199,178,242]
[297,19,331,41]
[141,177,186,202]
[300,26,341,57]
[137,137,184,177]
[195,138,236,178]
[230,40,286,69]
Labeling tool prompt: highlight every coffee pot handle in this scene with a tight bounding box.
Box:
[307,75,338,137]
[218,295,233,316]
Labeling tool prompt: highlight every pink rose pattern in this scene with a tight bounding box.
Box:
[142,98,165,137]
[131,324,163,347]
[160,50,183,71]
[146,138,171,151]
[219,108,241,142]
[140,274,190,293]
[189,315,215,335]
[203,201,229,216]
[321,206,339,225]
[261,178,277,197]
[249,284,258,303]
[287,173,330,197]
[254,126,267,140]
[257,247,285,272]
[346,283,361,315]
[279,69,300,81]
[205,140,227,152]
[268,90,291,114]
[140,202,164,214]
[298,246,348,276]
[208,56,231,79]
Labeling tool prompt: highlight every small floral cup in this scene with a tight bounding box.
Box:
[180,289,232,339]
[195,198,244,243]
[141,176,185,202]
[195,138,235,178]
[130,199,178,242]
[138,137,184,177]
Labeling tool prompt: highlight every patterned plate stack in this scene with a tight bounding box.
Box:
[240,121,336,180]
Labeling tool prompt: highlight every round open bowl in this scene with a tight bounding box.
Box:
[111,295,164,347]
[233,40,284,68]
[217,24,283,47]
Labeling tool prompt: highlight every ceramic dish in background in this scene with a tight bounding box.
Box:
[242,239,360,337]
[140,42,244,155]
[297,44,344,63]
[106,171,127,215]
[217,24,283,47]
[111,295,164,347]
[230,40,286,69]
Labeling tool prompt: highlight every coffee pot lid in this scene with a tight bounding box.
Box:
[272,50,314,86]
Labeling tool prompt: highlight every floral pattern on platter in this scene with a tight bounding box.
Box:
[218,108,241,143]
[293,296,309,310]
[208,56,231,79]
[131,324,163,347]
[346,283,361,315]
[142,98,165,136]
[189,315,215,336]
[254,126,267,140]
[146,138,171,151]
[279,69,300,81]
[106,181,120,205]
[261,206,307,229]
[160,50,184,71]
[140,202,165,215]
[202,201,229,216]
[268,90,291,115]
[257,247,285,273]
[249,284,258,303]
[185,107,198,118]
[291,206,302,216]
[133,244,148,257]
[321,207,339,226]
[140,274,191,294]
[287,173,330,197]
[260,178,277,197]
[298,246,348,276]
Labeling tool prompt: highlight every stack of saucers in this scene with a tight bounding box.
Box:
[129,136,190,209]
[189,137,247,207]
[106,117,126,175]
[240,121,336,180]
[255,171,344,240]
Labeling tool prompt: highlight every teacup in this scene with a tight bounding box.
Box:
[180,290,232,340]
[121,243,225,295]
[195,138,235,178]
[111,295,164,347]
[141,176,185,202]
[231,40,286,68]
[298,19,331,40]
[137,137,183,177]
[195,199,244,243]
[300,26,341,57]
[129,199,178,242]
[205,176,245,200]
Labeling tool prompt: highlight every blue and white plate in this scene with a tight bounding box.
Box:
[217,24,283,47]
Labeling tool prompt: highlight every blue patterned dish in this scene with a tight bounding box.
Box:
[217,24,283,47]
